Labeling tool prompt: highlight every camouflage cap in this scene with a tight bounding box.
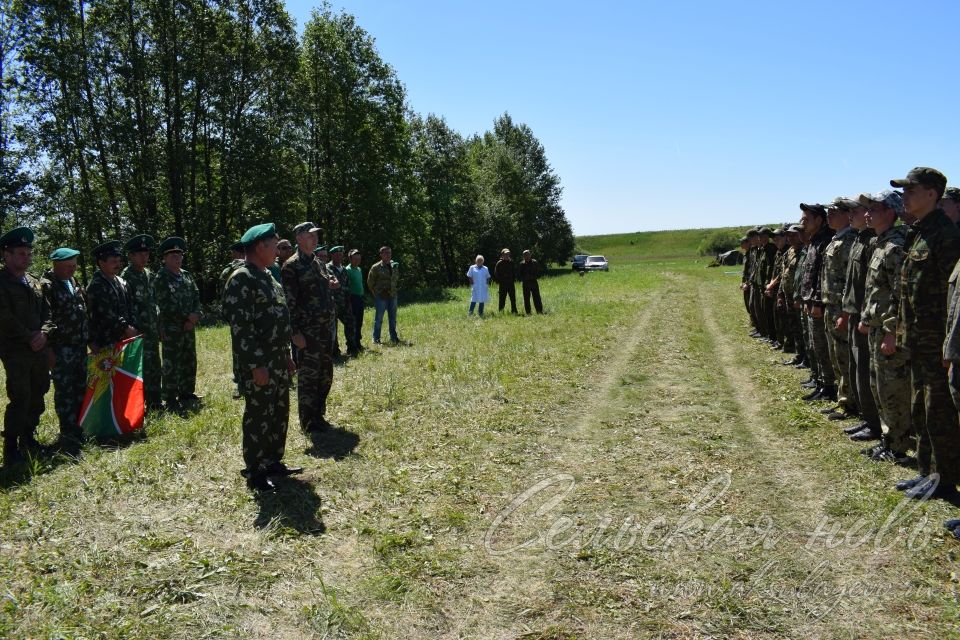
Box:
[293,221,321,236]
[830,197,860,210]
[943,187,960,202]
[858,190,904,216]
[772,228,785,236]
[787,224,803,233]
[0,226,34,250]
[890,167,947,194]
[745,229,760,237]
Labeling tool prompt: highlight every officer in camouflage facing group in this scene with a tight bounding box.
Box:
[742,166,960,540]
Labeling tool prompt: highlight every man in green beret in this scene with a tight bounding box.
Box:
[87,239,138,349]
[0,227,54,465]
[223,223,300,491]
[220,240,247,399]
[121,235,162,412]
[282,222,338,433]
[153,237,202,413]
[327,245,357,356]
[40,248,89,448]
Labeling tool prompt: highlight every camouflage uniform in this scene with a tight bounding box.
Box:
[328,261,357,354]
[40,271,89,435]
[800,225,836,388]
[945,259,960,411]
[0,268,52,457]
[121,264,162,408]
[86,270,135,348]
[220,258,246,390]
[821,226,855,408]
[153,266,201,405]
[897,209,960,485]
[862,225,912,454]
[795,246,816,374]
[742,244,757,329]
[752,241,777,338]
[771,244,788,347]
[223,261,292,474]
[282,248,336,430]
[841,226,880,430]
[780,245,803,357]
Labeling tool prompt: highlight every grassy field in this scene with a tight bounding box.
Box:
[3,231,960,638]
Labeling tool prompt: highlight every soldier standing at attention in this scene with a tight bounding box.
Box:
[494,248,518,314]
[837,199,881,441]
[518,250,545,315]
[858,191,912,463]
[344,249,366,351]
[799,203,837,402]
[780,226,805,365]
[223,223,300,492]
[741,229,760,335]
[271,239,293,284]
[889,168,960,499]
[327,246,357,356]
[87,240,138,350]
[282,222,338,433]
[153,237,202,412]
[941,187,960,225]
[220,240,246,399]
[0,227,53,465]
[820,200,857,416]
[121,235,162,412]
[41,247,89,448]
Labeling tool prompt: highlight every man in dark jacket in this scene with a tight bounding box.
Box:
[494,249,518,314]
[517,250,544,315]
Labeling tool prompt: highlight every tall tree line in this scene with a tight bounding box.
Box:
[1,0,574,298]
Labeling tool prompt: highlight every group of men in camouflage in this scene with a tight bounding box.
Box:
[0,232,201,464]
[0,218,400,494]
[740,166,960,537]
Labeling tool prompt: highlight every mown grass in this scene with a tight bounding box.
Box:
[2,231,960,638]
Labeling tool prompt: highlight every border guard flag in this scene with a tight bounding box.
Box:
[79,336,146,438]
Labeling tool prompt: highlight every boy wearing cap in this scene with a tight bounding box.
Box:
[40,247,89,446]
[838,199,881,440]
[889,167,960,498]
[223,223,300,491]
[941,187,960,225]
[821,200,857,416]
[153,237,202,412]
[858,191,912,463]
[87,239,138,349]
[121,235,162,412]
[799,204,837,402]
[0,227,53,464]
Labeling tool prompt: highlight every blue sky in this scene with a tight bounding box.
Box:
[285,0,960,235]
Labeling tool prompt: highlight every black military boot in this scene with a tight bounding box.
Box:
[2,433,23,467]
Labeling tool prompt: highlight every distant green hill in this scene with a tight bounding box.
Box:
[576,227,755,262]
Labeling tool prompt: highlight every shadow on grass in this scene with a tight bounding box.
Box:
[253,476,326,535]
[306,425,360,461]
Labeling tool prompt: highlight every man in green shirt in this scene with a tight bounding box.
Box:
[344,249,365,351]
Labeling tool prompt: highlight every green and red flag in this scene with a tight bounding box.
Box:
[79,336,145,438]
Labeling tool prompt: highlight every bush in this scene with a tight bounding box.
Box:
[698,230,741,256]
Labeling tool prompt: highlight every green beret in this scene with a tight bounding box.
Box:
[125,234,155,253]
[159,236,186,254]
[240,223,277,247]
[49,247,80,261]
[328,245,344,254]
[93,240,123,260]
[315,245,328,254]
[0,226,34,250]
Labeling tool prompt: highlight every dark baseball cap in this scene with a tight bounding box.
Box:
[799,203,826,214]
[890,167,947,194]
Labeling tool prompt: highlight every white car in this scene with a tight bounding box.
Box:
[584,255,609,271]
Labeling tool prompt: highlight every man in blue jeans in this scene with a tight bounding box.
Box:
[366,246,400,344]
